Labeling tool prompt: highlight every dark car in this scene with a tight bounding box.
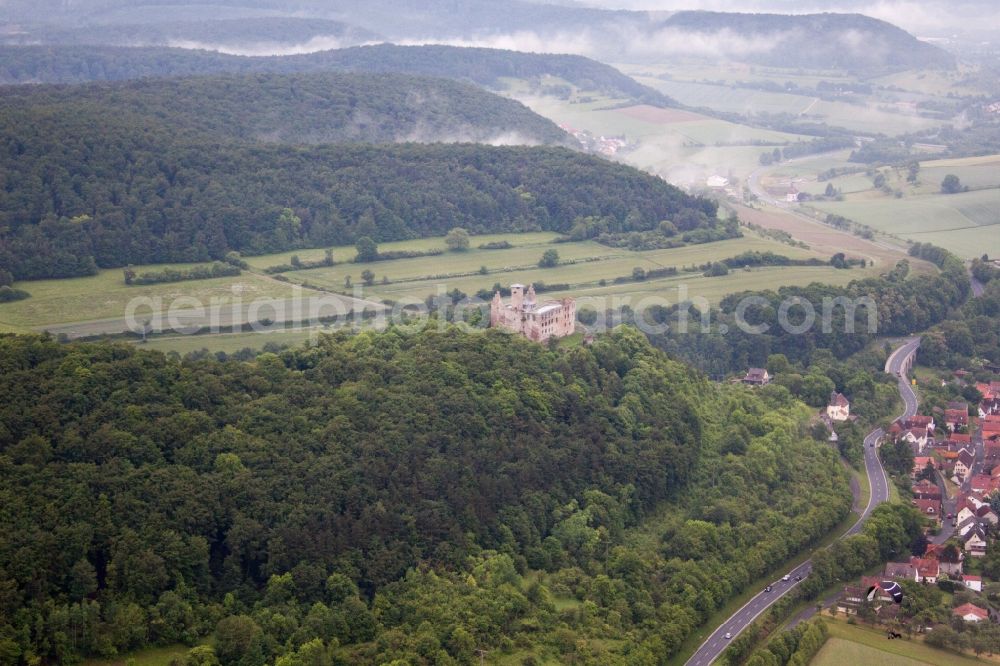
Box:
[765,585,772,592]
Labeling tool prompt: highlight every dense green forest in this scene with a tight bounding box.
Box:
[0,43,671,106]
[0,326,852,664]
[0,92,717,279]
[0,71,574,147]
[643,249,970,377]
[918,265,1000,369]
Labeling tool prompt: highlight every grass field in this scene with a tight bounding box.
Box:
[241,232,562,270]
[281,235,852,304]
[139,324,337,355]
[0,227,882,352]
[630,78,944,136]
[0,262,298,332]
[513,92,813,185]
[810,188,1000,259]
[814,618,996,666]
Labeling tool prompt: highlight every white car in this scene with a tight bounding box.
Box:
[725,632,732,640]
[782,575,790,582]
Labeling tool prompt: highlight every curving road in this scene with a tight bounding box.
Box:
[685,338,920,666]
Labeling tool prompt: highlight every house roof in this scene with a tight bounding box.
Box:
[912,499,940,515]
[829,392,850,407]
[948,434,972,444]
[964,575,982,581]
[905,415,933,428]
[958,449,976,467]
[885,562,916,579]
[745,368,768,379]
[910,556,939,578]
[925,543,963,563]
[953,603,989,620]
[946,409,969,423]
[970,474,998,494]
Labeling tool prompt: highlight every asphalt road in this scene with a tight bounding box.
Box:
[685,338,920,666]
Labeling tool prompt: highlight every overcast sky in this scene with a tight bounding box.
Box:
[577,0,1000,36]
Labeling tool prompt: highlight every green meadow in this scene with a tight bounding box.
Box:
[809,188,1000,259]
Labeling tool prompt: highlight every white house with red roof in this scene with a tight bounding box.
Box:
[963,575,983,593]
[826,392,850,421]
[953,602,989,622]
[910,556,940,583]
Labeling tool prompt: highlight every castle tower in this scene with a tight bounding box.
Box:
[490,290,503,327]
[510,284,525,310]
[525,284,537,307]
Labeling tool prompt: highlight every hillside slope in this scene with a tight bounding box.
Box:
[0,89,715,278]
[0,326,852,664]
[0,71,573,147]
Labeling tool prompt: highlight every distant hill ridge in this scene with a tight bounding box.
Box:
[0,43,673,105]
[656,11,954,71]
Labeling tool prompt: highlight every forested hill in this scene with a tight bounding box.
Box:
[0,71,574,147]
[658,11,954,71]
[0,326,853,663]
[0,43,672,105]
[0,96,714,279]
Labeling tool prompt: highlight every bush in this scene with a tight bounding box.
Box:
[0,286,30,302]
[538,249,559,268]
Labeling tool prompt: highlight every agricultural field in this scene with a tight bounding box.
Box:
[809,188,1000,259]
[140,324,339,356]
[515,92,814,186]
[813,618,995,666]
[873,67,989,98]
[0,262,299,333]
[0,228,878,353]
[280,234,853,304]
[629,77,946,136]
[618,61,852,89]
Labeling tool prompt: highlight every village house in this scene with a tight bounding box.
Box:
[954,448,976,482]
[826,392,850,421]
[964,575,983,593]
[945,407,969,432]
[903,415,936,432]
[985,416,1000,440]
[985,440,1000,470]
[911,498,941,523]
[925,543,964,576]
[884,561,918,582]
[956,495,999,527]
[953,603,989,623]
[743,368,771,386]
[490,284,576,342]
[970,473,1000,495]
[836,583,866,616]
[912,478,942,500]
[958,519,989,557]
[910,556,940,583]
[902,428,931,453]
